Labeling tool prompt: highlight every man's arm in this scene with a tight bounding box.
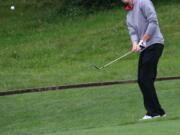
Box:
[141,0,158,41]
[127,20,139,44]
[127,20,141,52]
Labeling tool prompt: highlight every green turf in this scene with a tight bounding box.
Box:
[0,80,180,135]
[60,119,180,135]
[0,3,180,91]
[0,2,180,135]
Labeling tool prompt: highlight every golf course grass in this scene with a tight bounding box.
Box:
[0,2,180,91]
[60,120,180,135]
[0,1,180,135]
[0,80,180,135]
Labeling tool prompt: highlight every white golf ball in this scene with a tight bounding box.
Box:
[10,5,15,10]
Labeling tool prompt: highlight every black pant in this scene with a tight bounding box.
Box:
[138,43,165,116]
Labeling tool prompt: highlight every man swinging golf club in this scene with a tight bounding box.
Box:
[121,0,166,120]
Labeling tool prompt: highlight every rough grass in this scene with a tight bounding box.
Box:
[0,3,180,91]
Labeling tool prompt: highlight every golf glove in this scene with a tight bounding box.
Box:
[138,40,147,51]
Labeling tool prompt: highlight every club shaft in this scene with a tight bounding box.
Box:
[100,51,132,69]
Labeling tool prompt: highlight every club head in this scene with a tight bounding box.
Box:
[92,65,101,70]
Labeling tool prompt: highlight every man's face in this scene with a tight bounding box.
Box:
[121,0,129,4]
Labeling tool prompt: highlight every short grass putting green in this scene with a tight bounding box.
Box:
[60,119,180,135]
[0,80,180,135]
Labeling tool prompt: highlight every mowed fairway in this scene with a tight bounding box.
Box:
[0,80,180,135]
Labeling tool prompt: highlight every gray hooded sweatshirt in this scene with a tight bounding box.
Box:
[126,0,164,47]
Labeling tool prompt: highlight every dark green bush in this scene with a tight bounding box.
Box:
[1,0,179,18]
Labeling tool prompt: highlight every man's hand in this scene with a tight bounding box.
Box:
[132,42,141,52]
[143,34,150,42]
[138,40,147,51]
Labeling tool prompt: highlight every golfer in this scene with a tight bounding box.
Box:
[121,0,166,120]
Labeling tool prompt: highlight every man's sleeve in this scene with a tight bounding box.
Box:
[127,20,139,43]
[140,0,158,37]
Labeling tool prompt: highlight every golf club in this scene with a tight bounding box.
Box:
[93,51,133,70]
